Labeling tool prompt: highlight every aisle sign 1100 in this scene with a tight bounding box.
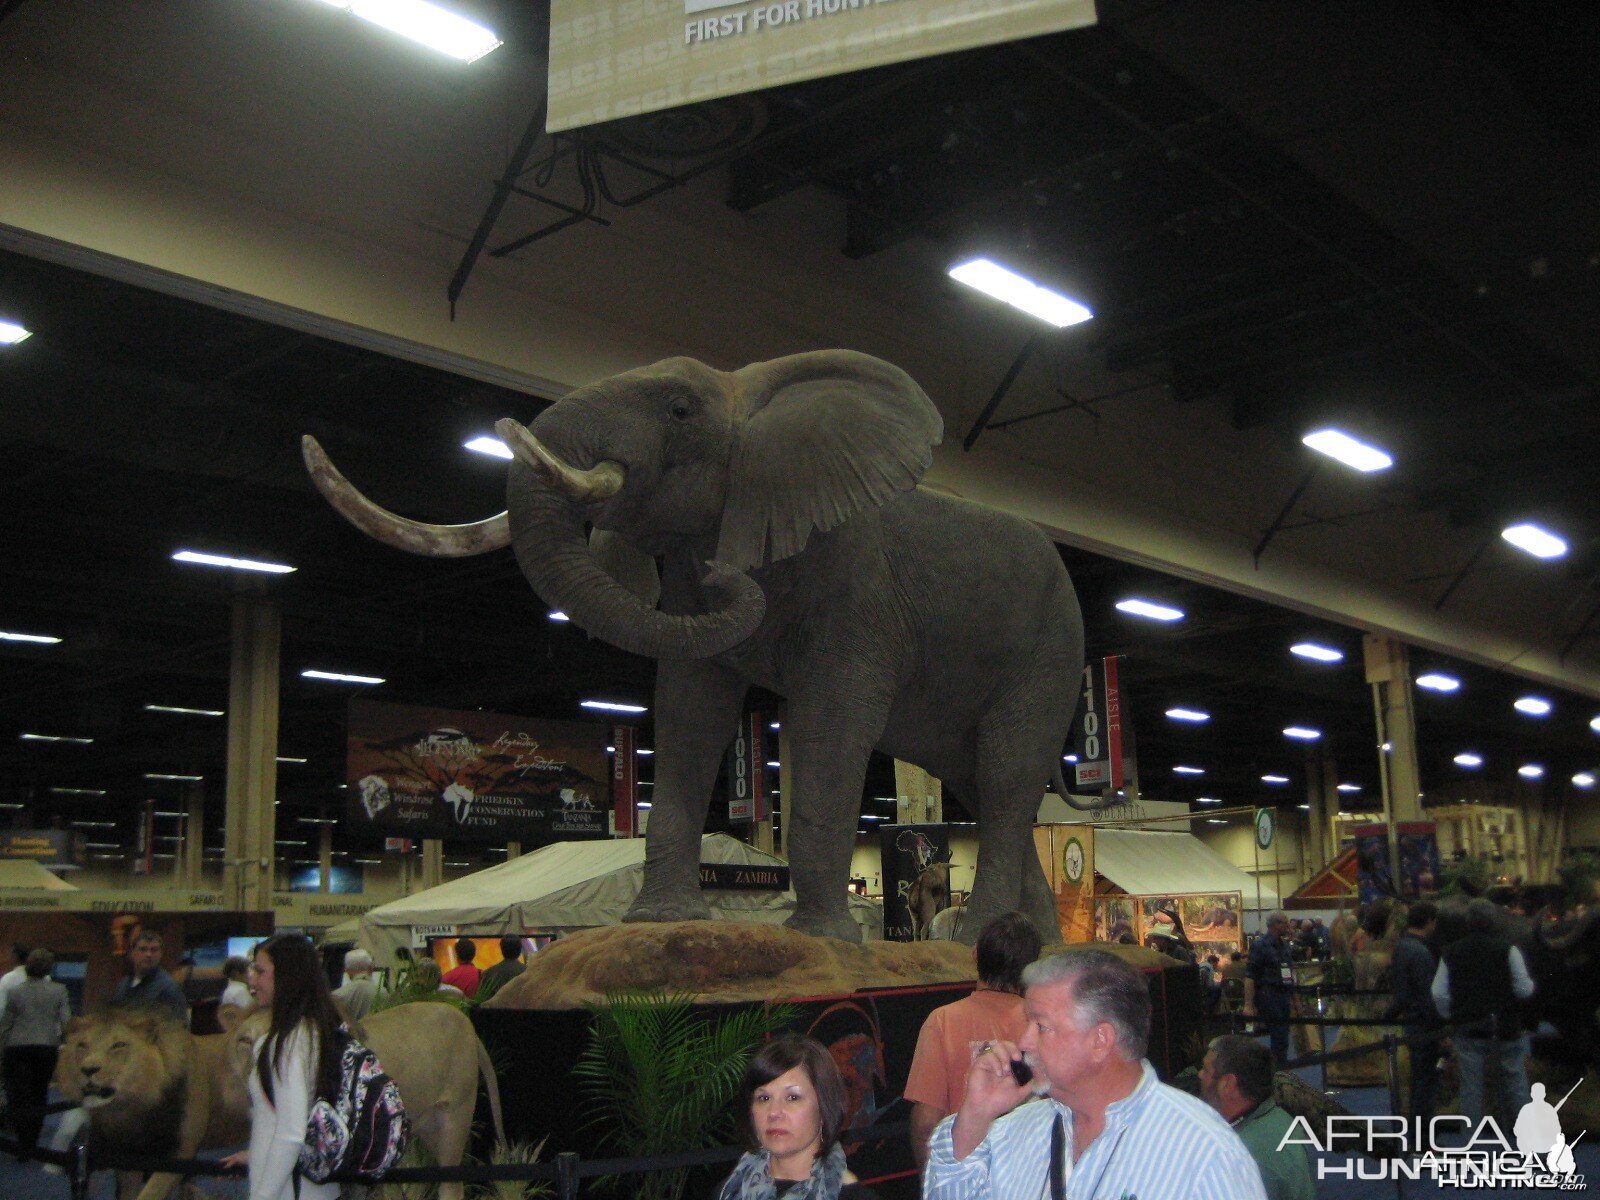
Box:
[1072,656,1125,792]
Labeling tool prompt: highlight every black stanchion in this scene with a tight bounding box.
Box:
[69,1142,90,1200]
[556,1150,581,1200]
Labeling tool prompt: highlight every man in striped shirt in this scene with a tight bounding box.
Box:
[923,949,1269,1200]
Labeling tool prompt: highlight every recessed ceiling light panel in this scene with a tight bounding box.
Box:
[301,669,386,685]
[316,0,504,62]
[464,436,513,459]
[1513,696,1552,717]
[1290,642,1344,663]
[580,699,648,713]
[1261,775,1290,785]
[1301,429,1394,472]
[1165,707,1210,723]
[1283,727,1321,741]
[173,550,296,574]
[0,630,61,644]
[1501,523,1568,559]
[947,258,1093,327]
[1453,753,1483,768]
[0,320,32,345]
[1115,598,1184,622]
[1172,765,1205,776]
[1517,764,1544,779]
[1415,673,1460,692]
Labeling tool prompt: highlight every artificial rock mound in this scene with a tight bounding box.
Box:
[482,922,978,1008]
[481,923,1173,1008]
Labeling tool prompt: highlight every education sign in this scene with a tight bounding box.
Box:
[346,700,609,847]
[547,0,1097,131]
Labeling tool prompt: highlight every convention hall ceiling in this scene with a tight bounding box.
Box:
[0,0,1596,866]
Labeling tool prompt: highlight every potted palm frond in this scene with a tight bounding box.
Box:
[572,991,797,1200]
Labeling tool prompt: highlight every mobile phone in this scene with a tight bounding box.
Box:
[1009,1057,1033,1087]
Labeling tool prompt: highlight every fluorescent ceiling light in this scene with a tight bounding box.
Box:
[70,820,116,829]
[1063,754,1079,763]
[1206,818,1227,825]
[0,320,32,345]
[860,815,886,821]
[770,722,780,730]
[766,760,781,768]
[297,816,338,825]
[315,0,503,62]
[581,699,647,713]
[277,756,308,764]
[153,811,186,819]
[637,802,653,810]
[1283,726,1321,741]
[1297,804,1310,811]
[548,611,570,622]
[145,704,225,717]
[636,748,654,756]
[1517,764,1544,780]
[947,258,1093,328]
[1290,642,1344,663]
[52,787,107,796]
[1115,598,1184,622]
[302,669,386,685]
[1573,772,1596,789]
[1513,696,1552,717]
[173,549,296,574]
[1165,707,1210,723]
[1453,753,1483,768]
[20,732,93,744]
[465,436,512,459]
[1301,429,1394,473]
[1195,797,1222,805]
[1415,673,1460,693]
[1336,783,1361,794]
[1172,765,1205,776]
[144,772,202,781]
[1592,715,1600,733]
[0,630,61,644]
[1260,774,1290,785]
[1501,522,1567,559]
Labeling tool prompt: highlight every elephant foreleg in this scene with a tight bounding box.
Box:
[625,659,747,924]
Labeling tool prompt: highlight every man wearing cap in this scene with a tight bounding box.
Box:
[923,948,1266,1200]
[1243,912,1295,1064]
[1199,1035,1314,1200]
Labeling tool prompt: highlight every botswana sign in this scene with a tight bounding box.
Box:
[345,701,609,847]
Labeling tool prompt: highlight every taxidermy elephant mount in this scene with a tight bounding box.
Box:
[304,350,1100,944]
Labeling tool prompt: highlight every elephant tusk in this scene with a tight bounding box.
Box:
[302,435,511,557]
[495,418,625,502]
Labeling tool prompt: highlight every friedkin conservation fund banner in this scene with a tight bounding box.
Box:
[346,700,609,846]
[547,0,1097,131]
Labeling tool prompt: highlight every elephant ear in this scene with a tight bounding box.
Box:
[589,528,661,608]
[717,350,943,570]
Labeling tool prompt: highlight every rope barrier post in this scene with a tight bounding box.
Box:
[1384,1033,1404,1200]
[556,1150,581,1200]
[69,1141,91,1200]
[1317,983,1328,1094]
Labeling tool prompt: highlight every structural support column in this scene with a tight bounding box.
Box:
[894,761,942,825]
[223,591,281,913]
[506,842,521,861]
[181,783,204,888]
[421,839,444,889]
[1364,634,1425,894]
[1303,745,1339,870]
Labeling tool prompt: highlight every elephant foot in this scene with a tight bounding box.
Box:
[623,892,714,924]
[784,910,863,943]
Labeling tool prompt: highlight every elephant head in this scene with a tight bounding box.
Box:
[304,350,942,660]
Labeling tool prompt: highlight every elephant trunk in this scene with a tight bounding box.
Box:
[506,458,763,660]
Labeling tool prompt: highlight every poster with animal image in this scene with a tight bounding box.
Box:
[879,824,952,942]
[1094,896,1137,945]
[345,700,609,846]
[1137,892,1243,960]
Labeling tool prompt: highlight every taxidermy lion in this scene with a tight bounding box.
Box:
[59,1003,504,1200]
[55,1007,252,1200]
[228,1002,506,1200]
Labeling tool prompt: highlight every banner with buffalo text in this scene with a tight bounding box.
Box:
[547,0,1097,132]
[346,700,609,847]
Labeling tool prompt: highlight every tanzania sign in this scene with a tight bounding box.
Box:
[346,700,609,847]
[547,0,1097,131]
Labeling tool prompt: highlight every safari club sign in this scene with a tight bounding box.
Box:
[547,0,1097,131]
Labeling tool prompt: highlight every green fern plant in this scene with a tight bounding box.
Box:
[470,1138,553,1200]
[572,991,798,1200]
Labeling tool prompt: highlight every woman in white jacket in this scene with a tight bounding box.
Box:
[221,935,344,1200]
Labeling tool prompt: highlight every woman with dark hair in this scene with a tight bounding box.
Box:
[717,1034,879,1200]
[220,934,343,1200]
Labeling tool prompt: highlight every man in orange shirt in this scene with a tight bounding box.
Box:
[904,912,1042,1167]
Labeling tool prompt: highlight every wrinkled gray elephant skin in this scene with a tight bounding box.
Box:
[305,350,1094,944]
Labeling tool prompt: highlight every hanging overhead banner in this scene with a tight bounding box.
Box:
[345,701,610,847]
[1069,655,1125,791]
[726,712,769,824]
[612,724,640,837]
[546,0,1097,132]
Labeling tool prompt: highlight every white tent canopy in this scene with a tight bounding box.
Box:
[0,860,79,890]
[1093,829,1279,913]
[352,833,882,963]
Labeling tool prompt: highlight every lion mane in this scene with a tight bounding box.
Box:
[56,1008,251,1200]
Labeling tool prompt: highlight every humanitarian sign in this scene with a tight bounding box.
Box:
[346,700,609,846]
[547,0,1097,132]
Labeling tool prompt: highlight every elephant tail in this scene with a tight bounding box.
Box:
[1054,760,1123,811]
[477,1036,508,1148]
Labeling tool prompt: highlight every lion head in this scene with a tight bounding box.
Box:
[57,1009,193,1113]
[224,1008,271,1085]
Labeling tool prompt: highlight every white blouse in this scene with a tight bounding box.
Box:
[246,1024,338,1200]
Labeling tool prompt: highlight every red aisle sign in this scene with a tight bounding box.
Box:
[727,713,768,824]
[1072,656,1126,791]
[612,724,638,837]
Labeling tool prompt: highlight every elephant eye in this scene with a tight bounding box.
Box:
[667,397,693,421]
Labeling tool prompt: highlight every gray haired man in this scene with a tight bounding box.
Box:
[923,949,1266,1200]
